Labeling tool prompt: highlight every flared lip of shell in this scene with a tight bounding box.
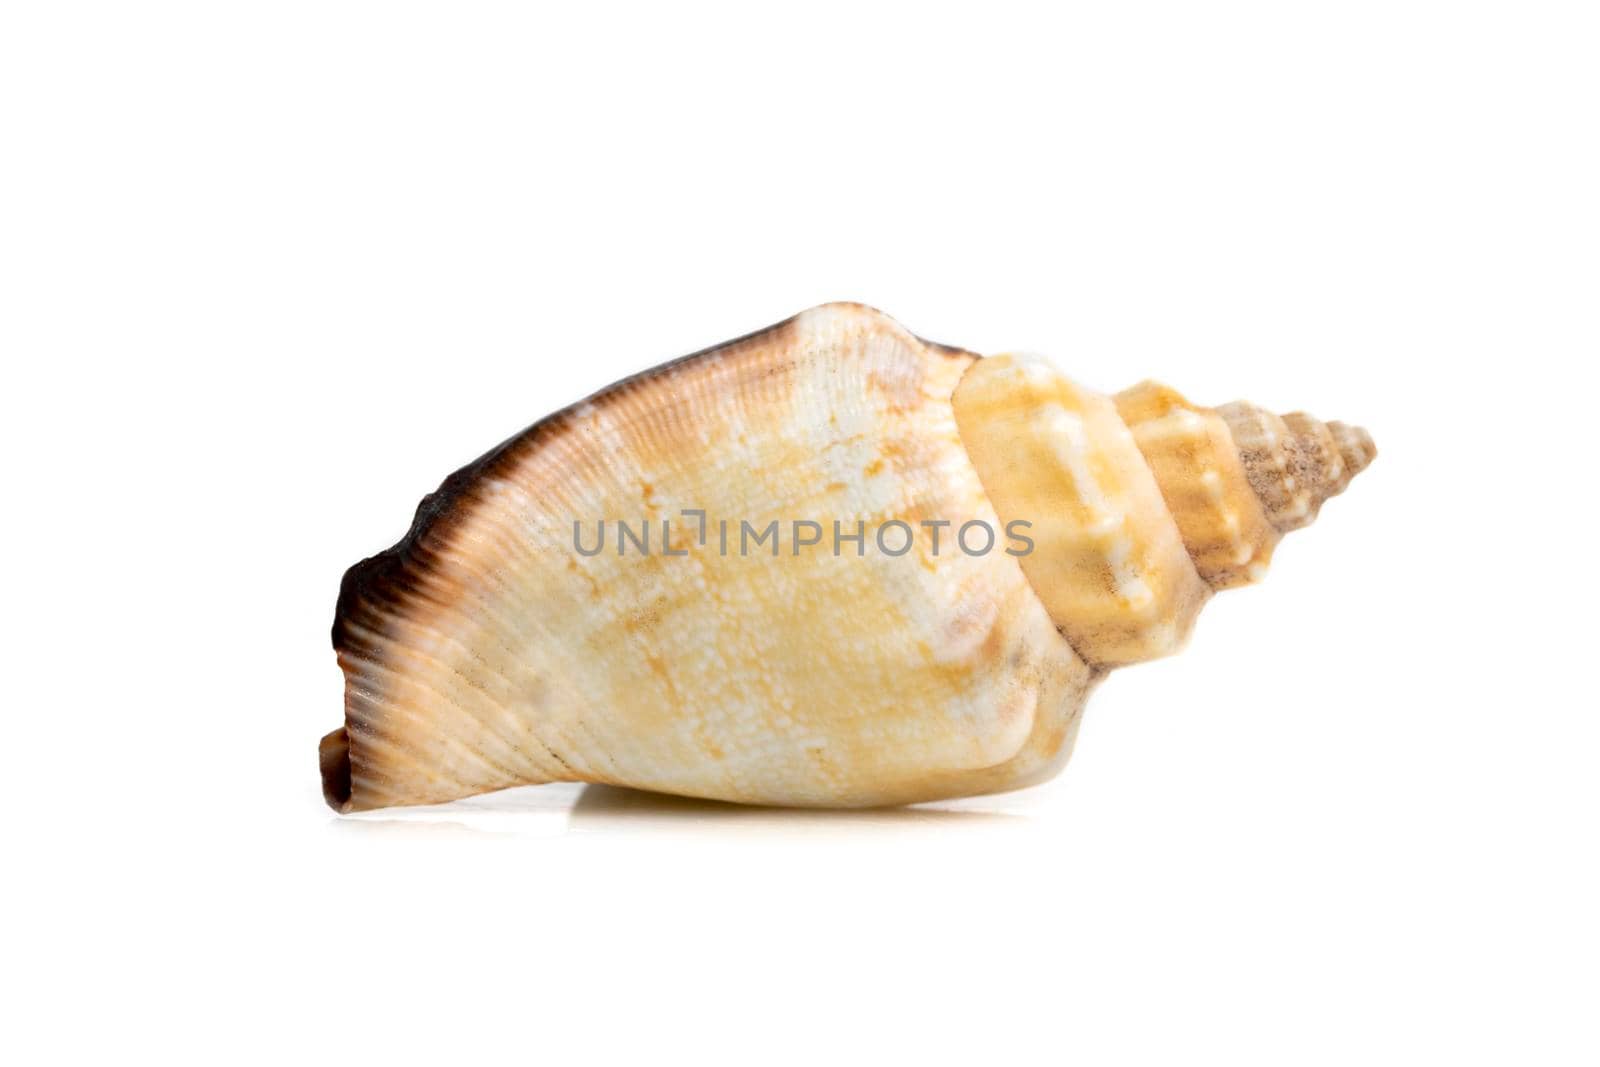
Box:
[324,302,976,812]
[331,302,972,660]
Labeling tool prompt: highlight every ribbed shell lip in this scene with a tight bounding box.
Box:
[326,306,860,663]
[323,305,925,813]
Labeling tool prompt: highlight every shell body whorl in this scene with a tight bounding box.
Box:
[323,304,1374,812]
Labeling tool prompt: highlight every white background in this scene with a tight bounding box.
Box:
[4,3,1596,1063]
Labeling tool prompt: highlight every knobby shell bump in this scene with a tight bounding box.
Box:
[322,303,1375,812]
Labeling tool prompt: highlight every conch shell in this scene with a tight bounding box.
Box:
[323,303,1374,812]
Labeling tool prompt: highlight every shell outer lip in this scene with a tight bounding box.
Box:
[319,728,353,813]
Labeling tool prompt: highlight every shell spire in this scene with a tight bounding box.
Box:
[1117,387,1374,596]
[1216,402,1377,532]
[952,358,1376,670]
[1113,386,1375,594]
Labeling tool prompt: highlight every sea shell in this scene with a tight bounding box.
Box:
[322,303,1374,812]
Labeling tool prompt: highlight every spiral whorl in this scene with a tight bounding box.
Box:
[1115,384,1281,591]
[952,355,1211,668]
[1114,387,1373,593]
[1327,420,1378,483]
[952,354,1375,669]
[1218,402,1376,531]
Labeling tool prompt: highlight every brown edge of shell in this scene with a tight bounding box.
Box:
[322,301,975,811]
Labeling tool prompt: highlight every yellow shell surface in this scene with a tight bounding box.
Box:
[952,355,1210,666]
[324,303,1373,811]
[1114,382,1279,589]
